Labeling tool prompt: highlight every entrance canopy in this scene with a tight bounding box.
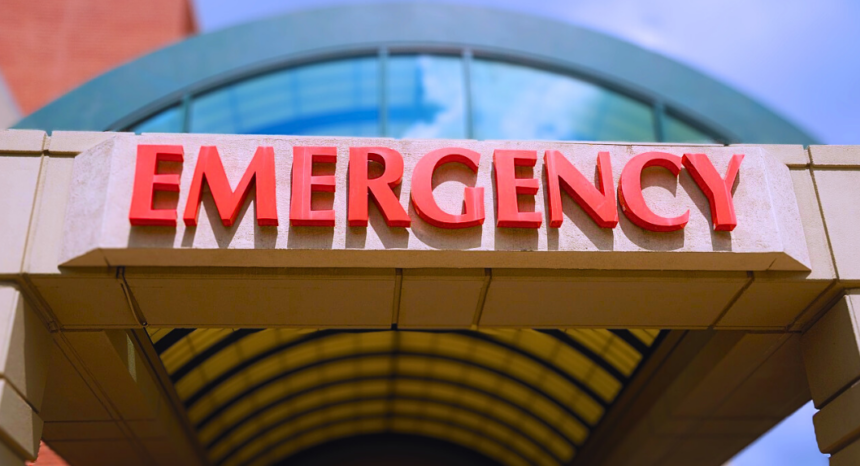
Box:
[2,128,850,466]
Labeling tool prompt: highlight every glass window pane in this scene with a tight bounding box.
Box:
[471,60,656,142]
[663,115,717,143]
[130,106,183,133]
[189,57,380,137]
[387,55,466,139]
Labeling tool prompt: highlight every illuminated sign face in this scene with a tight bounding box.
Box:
[60,134,810,271]
[129,144,743,233]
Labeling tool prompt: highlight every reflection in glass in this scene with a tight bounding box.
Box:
[471,59,656,142]
[387,55,466,139]
[126,55,728,144]
[663,114,717,143]
[132,106,182,133]
[189,57,380,136]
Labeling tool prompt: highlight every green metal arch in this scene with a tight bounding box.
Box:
[13,3,816,144]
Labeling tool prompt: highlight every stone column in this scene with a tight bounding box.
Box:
[801,291,860,464]
[0,285,51,464]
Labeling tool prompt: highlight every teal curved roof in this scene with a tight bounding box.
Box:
[13,3,816,144]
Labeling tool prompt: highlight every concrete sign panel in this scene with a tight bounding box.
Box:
[61,134,810,271]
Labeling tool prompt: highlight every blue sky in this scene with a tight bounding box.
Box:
[191,0,842,463]
[732,402,826,465]
[192,0,860,145]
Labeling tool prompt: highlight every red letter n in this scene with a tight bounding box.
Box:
[129,144,184,226]
[183,146,278,227]
[494,149,542,228]
[544,150,617,228]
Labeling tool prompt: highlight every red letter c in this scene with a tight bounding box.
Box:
[618,151,689,232]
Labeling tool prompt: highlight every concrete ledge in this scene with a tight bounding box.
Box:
[813,170,860,280]
[832,434,860,465]
[0,380,43,460]
[731,144,809,168]
[46,131,128,155]
[0,130,45,155]
[809,145,860,167]
[0,156,42,275]
[814,379,860,453]
[802,294,860,407]
[0,286,51,412]
[0,440,25,465]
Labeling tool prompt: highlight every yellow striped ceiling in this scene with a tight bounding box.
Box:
[148,328,662,466]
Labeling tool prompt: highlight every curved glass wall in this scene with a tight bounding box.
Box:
[387,55,467,139]
[189,57,379,136]
[129,54,717,144]
[470,59,655,142]
[134,105,183,134]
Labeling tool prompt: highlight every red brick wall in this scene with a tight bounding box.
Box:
[28,442,69,466]
[0,0,196,115]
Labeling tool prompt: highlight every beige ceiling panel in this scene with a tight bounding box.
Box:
[479,270,747,328]
[670,333,786,417]
[657,436,755,466]
[40,344,111,422]
[142,438,206,466]
[41,421,124,441]
[398,269,486,328]
[715,274,831,329]
[126,268,396,327]
[712,335,809,418]
[695,418,776,436]
[49,439,148,466]
[30,275,137,328]
[63,331,161,421]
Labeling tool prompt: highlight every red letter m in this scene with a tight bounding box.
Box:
[183,146,278,227]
